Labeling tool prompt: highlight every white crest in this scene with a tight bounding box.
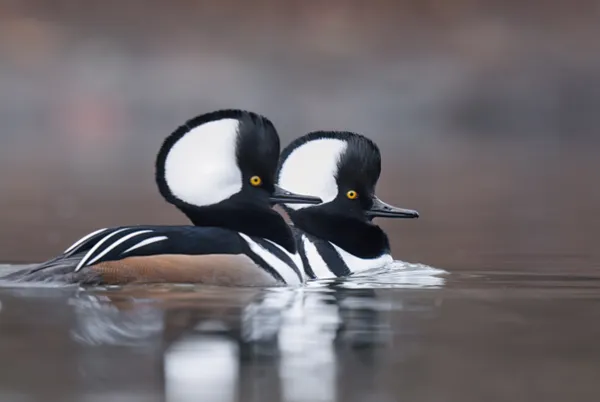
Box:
[164,119,243,207]
[277,138,347,210]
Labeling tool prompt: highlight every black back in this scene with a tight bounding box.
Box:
[0,226,296,285]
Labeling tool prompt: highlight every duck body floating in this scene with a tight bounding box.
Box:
[3,110,321,286]
[276,131,419,279]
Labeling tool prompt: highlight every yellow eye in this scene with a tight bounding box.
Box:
[346,190,358,200]
[250,176,262,186]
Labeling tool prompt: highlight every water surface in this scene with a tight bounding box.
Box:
[1,262,598,402]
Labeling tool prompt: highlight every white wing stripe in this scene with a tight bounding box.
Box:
[75,228,130,272]
[64,228,108,254]
[122,236,168,255]
[86,230,154,266]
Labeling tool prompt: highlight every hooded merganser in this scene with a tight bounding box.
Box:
[276,131,419,279]
[3,110,321,286]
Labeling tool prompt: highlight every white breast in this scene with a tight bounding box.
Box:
[331,243,393,273]
[301,235,393,279]
[301,236,333,279]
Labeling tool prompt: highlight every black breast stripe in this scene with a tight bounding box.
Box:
[238,241,287,284]
[311,237,352,277]
[296,235,316,279]
[253,238,303,283]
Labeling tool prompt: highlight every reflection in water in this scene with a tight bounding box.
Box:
[160,287,360,402]
[4,265,600,400]
[69,294,164,347]
[164,262,444,401]
[270,288,340,402]
[0,263,445,401]
[311,260,447,289]
[165,334,239,402]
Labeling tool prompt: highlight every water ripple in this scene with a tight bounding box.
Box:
[308,260,448,289]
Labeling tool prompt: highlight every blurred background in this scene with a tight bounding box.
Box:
[1,0,599,272]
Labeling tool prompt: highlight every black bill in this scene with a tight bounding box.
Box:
[270,184,322,205]
[366,196,420,219]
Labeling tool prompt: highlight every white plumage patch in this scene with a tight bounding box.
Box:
[330,243,393,274]
[164,119,243,207]
[262,238,305,282]
[301,236,392,279]
[277,138,347,210]
[301,235,333,279]
[238,233,303,286]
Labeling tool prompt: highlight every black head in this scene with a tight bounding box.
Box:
[276,131,419,257]
[155,109,320,252]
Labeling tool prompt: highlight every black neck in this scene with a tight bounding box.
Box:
[178,203,297,253]
[287,207,391,259]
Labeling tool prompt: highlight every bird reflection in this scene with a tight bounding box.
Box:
[65,265,444,402]
[68,293,164,347]
[63,284,389,402]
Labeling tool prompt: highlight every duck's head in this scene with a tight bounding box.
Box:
[155,109,321,252]
[276,131,419,257]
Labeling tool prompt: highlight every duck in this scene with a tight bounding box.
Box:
[2,109,321,286]
[275,131,419,279]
